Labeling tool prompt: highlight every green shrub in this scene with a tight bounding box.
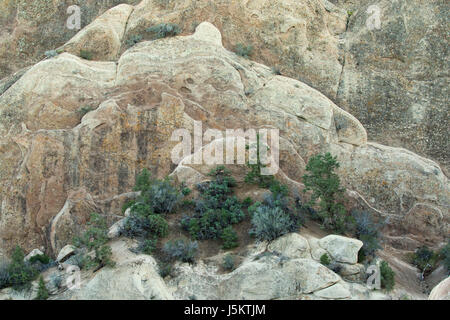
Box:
[352,210,383,260]
[302,152,348,232]
[271,66,281,75]
[132,169,182,214]
[146,23,181,40]
[29,253,51,265]
[244,135,275,188]
[181,187,191,196]
[181,166,244,240]
[249,205,298,241]
[320,253,331,266]
[35,276,49,300]
[121,212,168,239]
[242,197,253,208]
[163,239,198,263]
[223,254,235,271]
[234,43,253,58]
[80,50,93,60]
[411,246,439,274]
[0,260,11,289]
[248,189,302,242]
[77,105,94,117]
[73,213,115,270]
[44,50,58,58]
[158,262,173,278]
[6,246,39,290]
[380,261,395,291]
[134,168,152,193]
[221,226,239,250]
[121,200,136,214]
[441,241,450,274]
[146,179,182,213]
[137,239,158,255]
[126,34,143,47]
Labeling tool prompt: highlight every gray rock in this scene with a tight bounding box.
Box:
[319,235,363,264]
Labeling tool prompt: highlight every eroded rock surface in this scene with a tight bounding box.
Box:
[0,21,447,258]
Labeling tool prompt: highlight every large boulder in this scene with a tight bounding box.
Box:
[428,277,450,300]
[267,233,311,259]
[70,240,173,300]
[62,4,134,61]
[319,235,363,264]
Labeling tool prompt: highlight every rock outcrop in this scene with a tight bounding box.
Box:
[167,233,385,300]
[1,0,448,172]
[428,277,450,300]
[0,18,448,257]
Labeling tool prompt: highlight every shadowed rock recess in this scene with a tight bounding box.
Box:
[0,1,448,301]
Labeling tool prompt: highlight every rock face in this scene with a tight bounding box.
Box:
[1,0,448,172]
[428,277,450,300]
[69,239,173,300]
[0,16,448,257]
[167,232,386,300]
[334,0,450,173]
[0,0,140,79]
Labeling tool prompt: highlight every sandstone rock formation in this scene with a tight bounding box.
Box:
[1,0,447,172]
[0,17,448,259]
[68,239,173,300]
[428,276,450,300]
[318,235,362,264]
[166,233,384,300]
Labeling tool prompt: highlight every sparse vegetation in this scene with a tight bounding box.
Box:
[121,199,136,214]
[410,246,439,275]
[126,34,143,48]
[44,50,58,58]
[320,253,331,266]
[146,23,181,40]
[136,239,158,255]
[352,210,383,261]
[249,205,297,242]
[0,260,11,289]
[77,105,94,117]
[181,166,245,245]
[234,43,253,58]
[133,169,182,214]
[223,254,235,271]
[35,276,49,300]
[181,186,192,196]
[79,50,93,60]
[242,197,253,208]
[1,246,38,290]
[380,260,395,291]
[163,239,198,264]
[441,241,450,274]
[271,66,281,75]
[221,226,239,250]
[302,152,348,233]
[244,135,276,188]
[122,211,169,239]
[73,213,115,270]
[158,262,173,278]
[29,253,51,265]
[249,189,302,242]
